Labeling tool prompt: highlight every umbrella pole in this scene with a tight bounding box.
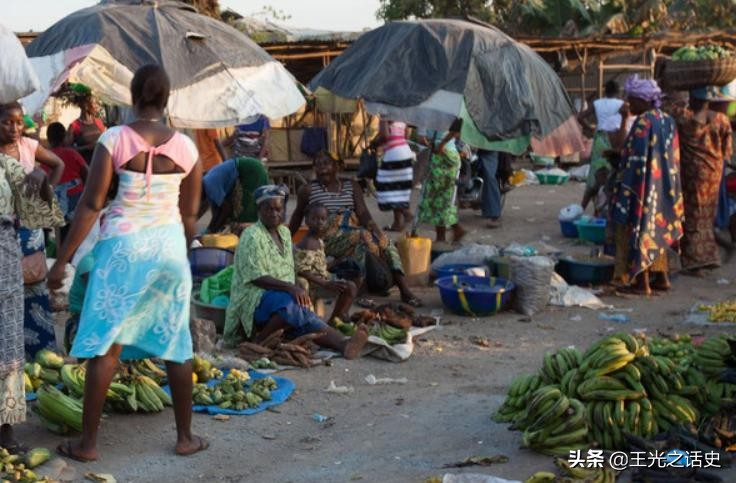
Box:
[410,146,431,237]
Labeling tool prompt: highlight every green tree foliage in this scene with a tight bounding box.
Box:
[376,0,494,22]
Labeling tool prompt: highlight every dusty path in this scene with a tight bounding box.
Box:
[19,180,736,482]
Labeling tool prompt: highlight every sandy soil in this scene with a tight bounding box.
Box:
[18,179,736,483]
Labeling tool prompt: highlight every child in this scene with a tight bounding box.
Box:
[294,203,357,323]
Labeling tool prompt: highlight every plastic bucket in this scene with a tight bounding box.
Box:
[559,219,579,238]
[200,233,239,250]
[397,235,432,286]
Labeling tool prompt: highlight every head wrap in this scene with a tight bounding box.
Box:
[624,75,662,108]
[254,184,287,206]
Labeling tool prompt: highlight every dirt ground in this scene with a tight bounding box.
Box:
[19,179,736,483]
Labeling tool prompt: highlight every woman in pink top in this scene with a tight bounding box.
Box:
[370,120,414,231]
[48,65,206,461]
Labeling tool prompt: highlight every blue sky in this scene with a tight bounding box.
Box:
[5,0,382,32]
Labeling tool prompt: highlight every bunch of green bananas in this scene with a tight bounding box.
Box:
[369,323,407,345]
[193,372,277,411]
[130,358,168,385]
[59,363,172,414]
[492,373,544,423]
[672,44,733,61]
[515,386,589,456]
[541,347,582,385]
[33,384,83,435]
[23,349,66,391]
[699,300,736,323]
[694,335,732,378]
[524,458,617,483]
[192,354,224,383]
[0,447,51,483]
[648,334,694,367]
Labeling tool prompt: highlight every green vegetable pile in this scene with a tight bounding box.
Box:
[672,45,732,61]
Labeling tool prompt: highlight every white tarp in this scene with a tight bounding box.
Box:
[0,22,40,103]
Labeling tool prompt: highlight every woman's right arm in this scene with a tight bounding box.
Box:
[47,143,114,289]
[288,184,310,235]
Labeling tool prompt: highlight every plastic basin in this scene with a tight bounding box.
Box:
[575,218,607,244]
[536,172,570,185]
[435,275,515,317]
[191,291,227,333]
[189,247,235,281]
[555,256,615,285]
[559,219,579,238]
[433,263,488,279]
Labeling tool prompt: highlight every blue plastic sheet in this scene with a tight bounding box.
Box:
[164,369,295,416]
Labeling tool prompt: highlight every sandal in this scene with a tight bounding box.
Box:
[356,298,377,309]
[57,441,96,463]
[176,435,210,457]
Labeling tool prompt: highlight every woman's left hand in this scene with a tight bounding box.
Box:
[21,169,46,197]
[47,262,66,291]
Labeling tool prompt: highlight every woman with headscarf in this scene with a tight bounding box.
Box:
[0,102,65,358]
[224,185,370,357]
[290,151,421,306]
[669,86,733,276]
[64,88,106,164]
[48,64,206,461]
[609,76,684,296]
[0,147,58,452]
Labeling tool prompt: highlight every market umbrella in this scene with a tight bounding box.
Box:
[0,22,40,103]
[310,19,584,156]
[23,0,304,127]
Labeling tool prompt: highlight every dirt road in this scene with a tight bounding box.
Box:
[20,180,736,482]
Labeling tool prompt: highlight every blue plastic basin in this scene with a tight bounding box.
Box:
[435,275,515,317]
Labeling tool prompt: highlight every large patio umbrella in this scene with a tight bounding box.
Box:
[310,19,584,156]
[0,22,39,103]
[23,0,304,127]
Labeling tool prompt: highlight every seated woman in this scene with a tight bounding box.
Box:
[289,151,421,306]
[199,156,270,233]
[295,202,357,323]
[223,185,369,358]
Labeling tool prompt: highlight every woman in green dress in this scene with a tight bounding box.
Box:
[417,119,466,243]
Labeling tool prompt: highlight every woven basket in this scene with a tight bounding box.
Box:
[660,58,736,90]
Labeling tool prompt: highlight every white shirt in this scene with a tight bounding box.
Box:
[594,98,624,132]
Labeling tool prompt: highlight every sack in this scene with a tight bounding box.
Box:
[508,255,554,316]
[365,252,394,294]
[22,251,47,285]
[357,150,378,180]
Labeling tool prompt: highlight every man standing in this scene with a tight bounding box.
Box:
[478,149,502,228]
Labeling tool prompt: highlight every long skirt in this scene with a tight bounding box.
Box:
[375,156,413,211]
[0,224,26,425]
[254,290,327,338]
[681,158,723,270]
[417,151,461,227]
[613,223,668,284]
[71,224,193,363]
[18,228,55,359]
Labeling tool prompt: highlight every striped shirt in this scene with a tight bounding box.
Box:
[309,179,355,214]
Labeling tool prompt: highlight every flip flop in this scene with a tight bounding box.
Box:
[176,436,210,457]
[57,441,96,463]
[356,298,377,309]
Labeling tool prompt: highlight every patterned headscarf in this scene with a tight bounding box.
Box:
[624,75,662,108]
[254,184,287,206]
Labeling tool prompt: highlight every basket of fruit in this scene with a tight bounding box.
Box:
[661,45,736,90]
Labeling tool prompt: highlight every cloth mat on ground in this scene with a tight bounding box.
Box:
[163,369,295,415]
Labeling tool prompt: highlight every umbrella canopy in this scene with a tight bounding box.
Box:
[310,19,584,155]
[0,22,39,103]
[23,0,304,127]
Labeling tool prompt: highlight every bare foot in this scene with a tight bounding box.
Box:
[486,219,502,229]
[343,324,370,360]
[57,440,97,462]
[175,435,209,456]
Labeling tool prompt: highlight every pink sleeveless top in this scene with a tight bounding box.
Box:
[381,121,413,161]
[97,125,199,239]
